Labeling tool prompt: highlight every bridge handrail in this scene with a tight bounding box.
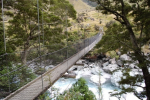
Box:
[0,34,98,77]
[2,33,102,100]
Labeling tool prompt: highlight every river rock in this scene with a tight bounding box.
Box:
[97,61,102,67]
[45,65,54,70]
[102,62,109,67]
[68,65,78,71]
[111,69,142,89]
[76,59,85,65]
[91,67,100,75]
[89,63,95,68]
[109,58,116,64]
[120,54,131,61]
[90,75,106,84]
[129,63,137,69]
[103,64,119,74]
[111,70,122,87]
[116,60,123,67]
[102,57,110,62]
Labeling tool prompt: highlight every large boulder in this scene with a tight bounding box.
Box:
[120,54,131,61]
[102,62,109,67]
[91,67,100,75]
[109,58,116,64]
[90,75,106,84]
[45,65,54,70]
[68,66,77,71]
[103,64,119,74]
[116,60,123,67]
[89,63,96,68]
[97,61,102,67]
[110,70,123,87]
[111,69,142,89]
[129,63,138,69]
[102,57,110,62]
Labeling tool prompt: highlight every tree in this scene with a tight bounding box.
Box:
[95,0,150,99]
[0,20,35,98]
[57,78,96,100]
[6,0,76,64]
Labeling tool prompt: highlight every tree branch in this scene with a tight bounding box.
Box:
[121,0,125,16]
[133,84,145,89]
[97,0,124,19]
[98,0,140,51]
[112,35,135,51]
[139,25,143,48]
[114,16,125,25]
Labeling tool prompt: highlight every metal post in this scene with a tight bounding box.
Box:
[2,0,6,52]
[41,8,44,91]
[37,0,43,90]
[84,25,85,55]
[65,5,69,70]
[66,6,68,59]
[2,0,10,92]
[42,9,44,46]
[6,54,10,92]
[41,75,43,90]
[77,13,80,58]
[37,0,40,53]
[88,33,89,51]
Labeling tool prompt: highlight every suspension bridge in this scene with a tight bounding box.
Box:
[2,33,102,100]
[1,0,104,99]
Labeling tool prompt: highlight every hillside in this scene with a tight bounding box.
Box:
[67,0,96,13]
[67,0,114,33]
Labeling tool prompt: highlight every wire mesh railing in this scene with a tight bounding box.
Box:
[0,33,100,99]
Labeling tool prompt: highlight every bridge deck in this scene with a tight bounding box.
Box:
[4,34,102,100]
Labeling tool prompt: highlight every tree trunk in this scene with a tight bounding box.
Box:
[22,42,30,65]
[124,18,150,100]
[135,52,150,100]
[141,62,150,100]
[22,48,29,65]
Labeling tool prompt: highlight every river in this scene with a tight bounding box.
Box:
[48,60,140,100]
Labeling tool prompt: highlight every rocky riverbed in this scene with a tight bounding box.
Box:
[47,53,148,100]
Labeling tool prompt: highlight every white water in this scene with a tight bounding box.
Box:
[49,62,140,100]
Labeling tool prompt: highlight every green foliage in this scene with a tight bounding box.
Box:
[96,23,131,54]
[0,63,36,98]
[57,78,96,100]
[4,0,76,64]
[38,91,51,100]
[95,0,150,99]
[0,22,5,55]
[4,11,14,17]
[50,0,76,20]
[107,51,119,59]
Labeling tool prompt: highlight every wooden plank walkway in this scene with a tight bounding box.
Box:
[4,34,102,100]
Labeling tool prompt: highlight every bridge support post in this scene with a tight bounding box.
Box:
[41,75,43,90]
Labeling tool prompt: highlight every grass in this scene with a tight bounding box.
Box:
[142,45,150,53]
[67,0,95,13]
[67,0,115,34]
